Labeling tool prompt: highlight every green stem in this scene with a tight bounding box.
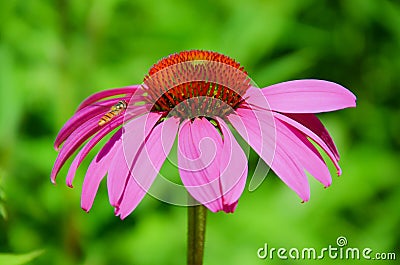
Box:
[187,203,207,265]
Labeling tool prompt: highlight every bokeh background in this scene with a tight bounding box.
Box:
[1,0,399,264]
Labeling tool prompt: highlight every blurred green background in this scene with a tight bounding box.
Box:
[1,0,399,264]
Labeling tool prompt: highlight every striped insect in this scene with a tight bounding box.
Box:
[98,100,128,126]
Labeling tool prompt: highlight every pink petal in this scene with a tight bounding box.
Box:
[275,119,331,188]
[76,85,141,111]
[229,108,310,201]
[52,104,148,184]
[178,118,223,212]
[116,117,179,219]
[260,79,356,113]
[64,104,149,186]
[106,147,129,207]
[65,126,124,188]
[51,113,106,183]
[215,117,248,213]
[273,112,341,175]
[272,140,310,201]
[107,112,161,208]
[54,98,124,150]
[81,133,122,211]
[284,113,339,160]
[228,108,276,171]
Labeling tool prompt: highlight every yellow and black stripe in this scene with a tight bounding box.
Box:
[98,100,127,126]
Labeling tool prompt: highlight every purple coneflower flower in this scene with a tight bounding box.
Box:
[51,50,356,219]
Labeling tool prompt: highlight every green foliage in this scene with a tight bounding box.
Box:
[0,250,44,265]
[0,173,7,220]
[0,0,399,264]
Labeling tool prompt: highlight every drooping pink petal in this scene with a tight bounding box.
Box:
[64,105,149,187]
[260,79,356,113]
[275,119,331,188]
[107,147,129,208]
[273,112,341,175]
[51,113,106,183]
[229,108,310,201]
[272,139,310,202]
[76,85,141,111]
[228,108,276,172]
[107,112,161,208]
[284,113,339,160]
[178,118,223,212]
[116,117,179,219]
[81,130,123,212]
[65,126,124,188]
[215,117,248,213]
[54,98,124,150]
[52,102,150,184]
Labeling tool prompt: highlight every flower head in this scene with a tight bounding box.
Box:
[52,50,356,219]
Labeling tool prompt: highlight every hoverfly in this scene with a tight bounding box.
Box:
[98,100,128,126]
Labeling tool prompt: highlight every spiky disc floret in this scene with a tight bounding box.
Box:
[143,50,251,119]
